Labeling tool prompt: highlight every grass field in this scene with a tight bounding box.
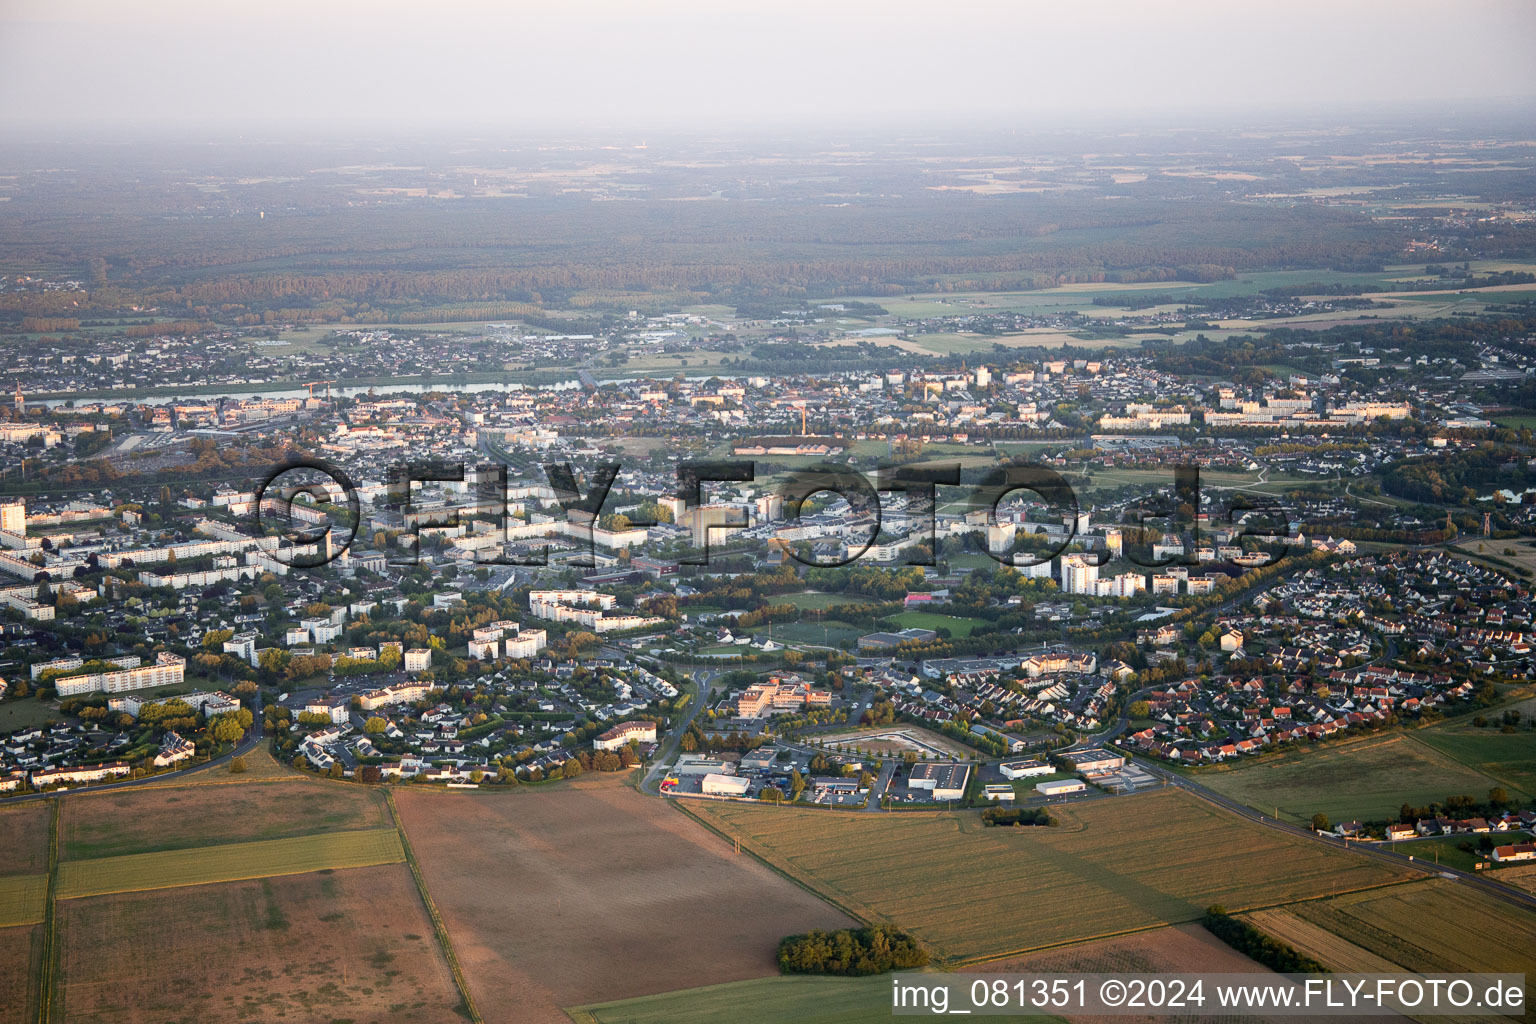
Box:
[683,788,1410,963]
[1192,734,1521,824]
[62,777,390,858]
[396,775,857,1024]
[0,875,47,927]
[56,827,404,899]
[55,864,460,1024]
[0,804,50,876]
[752,620,865,647]
[777,591,881,611]
[886,610,985,637]
[0,698,61,733]
[1414,726,1536,795]
[0,925,40,1024]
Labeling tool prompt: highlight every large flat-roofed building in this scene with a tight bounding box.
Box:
[998,759,1053,780]
[907,762,969,801]
[701,773,751,797]
[1036,778,1087,797]
[1058,748,1126,773]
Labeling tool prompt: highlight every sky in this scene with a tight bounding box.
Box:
[1,0,1533,136]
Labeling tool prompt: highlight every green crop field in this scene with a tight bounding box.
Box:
[568,975,930,1024]
[887,611,984,636]
[683,788,1408,963]
[55,827,405,899]
[1192,734,1521,823]
[569,974,1067,1024]
[1413,727,1536,795]
[0,875,47,928]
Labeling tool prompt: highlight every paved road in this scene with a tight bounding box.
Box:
[639,668,719,795]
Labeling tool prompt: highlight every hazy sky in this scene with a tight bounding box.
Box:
[2,0,1534,135]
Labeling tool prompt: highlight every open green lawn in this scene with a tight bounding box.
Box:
[778,591,881,611]
[886,611,985,637]
[1193,734,1524,824]
[0,699,62,733]
[55,827,405,899]
[682,788,1407,964]
[1413,727,1536,795]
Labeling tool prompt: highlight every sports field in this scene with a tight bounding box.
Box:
[777,591,881,611]
[395,775,858,1024]
[56,827,404,898]
[62,778,391,858]
[887,610,985,636]
[1192,734,1520,824]
[683,788,1410,963]
[54,863,461,1024]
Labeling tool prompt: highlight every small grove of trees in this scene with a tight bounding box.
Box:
[1203,906,1328,974]
[776,925,930,976]
[980,806,1056,827]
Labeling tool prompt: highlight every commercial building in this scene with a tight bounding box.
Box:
[907,762,969,801]
[1036,779,1087,797]
[1058,748,1127,773]
[701,773,752,797]
[998,759,1053,780]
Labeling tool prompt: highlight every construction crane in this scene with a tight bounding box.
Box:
[303,380,337,399]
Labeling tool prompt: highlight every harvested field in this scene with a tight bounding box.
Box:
[0,925,40,1024]
[137,745,298,787]
[0,875,46,927]
[54,864,461,1024]
[56,827,404,898]
[1239,909,1401,973]
[976,923,1285,1024]
[394,774,857,1024]
[63,777,389,858]
[1290,878,1536,976]
[0,804,50,875]
[684,788,1411,963]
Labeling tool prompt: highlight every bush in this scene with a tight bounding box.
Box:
[777,925,929,976]
[1202,907,1328,973]
[228,756,248,774]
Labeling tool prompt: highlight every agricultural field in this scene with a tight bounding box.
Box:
[62,778,390,858]
[568,974,947,1024]
[1413,726,1536,795]
[0,803,51,876]
[1192,734,1520,824]
[887,610,985,636]
[684,788,1410,963]
[0,925,40,1024]
[978,920,1267,971]
[1239,909,1402,974]
[136,744,299,787]
[1285,879,1536,981]
[56,827,404,898]
[0,875,47,928]
[54,863,461,1024]
[394,774,857,1024]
